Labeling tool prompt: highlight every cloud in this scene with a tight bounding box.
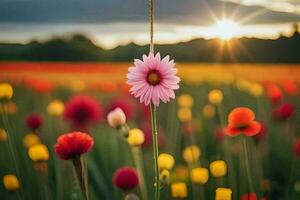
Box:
[222,0,300,14]
[0,0,299,25]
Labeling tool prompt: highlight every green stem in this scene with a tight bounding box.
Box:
[150,102,160,200]
[131,147,148,200]
[72,156,89,200]
[243,137,254,193]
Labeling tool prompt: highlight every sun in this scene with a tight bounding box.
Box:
[211,19,239,40]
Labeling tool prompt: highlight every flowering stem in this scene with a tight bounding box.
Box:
[72,156,89,200]
[150,102,160,200]
[242,137,254,193]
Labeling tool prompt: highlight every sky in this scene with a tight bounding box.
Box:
[0,0,299,49]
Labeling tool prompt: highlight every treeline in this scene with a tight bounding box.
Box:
[0,32,300,63]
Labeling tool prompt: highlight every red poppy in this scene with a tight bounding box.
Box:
[226,107,261,137]
[265,83,282,103]
[64,95,102,130]
[294,138,300,156]
[272,103,294,121]
[54,131,94,160]
[280,80,298,96]
[241,193,257,200]
[106,97,135,120]
[113,167,139,191]
[26,113,43,130]
[25,78,53,94]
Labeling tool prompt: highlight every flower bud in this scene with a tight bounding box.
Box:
[3,174,20,192]
[107,107,126,128]
[182,145,200,164]
[47,100,64,116]
[158,153,175,170]
[210,160,227,177]
[208,89,223,105]
[127,128,144,146]
[171,182,187,198]
[28,144,49,162]
[177,108,192,122]
[177,94,194,108]
[23,133,41,148]
[0,83,13,100]
[190,167,209,184]
[215,188,232,200]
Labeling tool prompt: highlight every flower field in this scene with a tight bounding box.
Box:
[0,62,300,200]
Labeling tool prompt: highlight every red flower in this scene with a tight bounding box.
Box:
[64,95,102,130]
[281,80,298,96]
[25,78,53,94]
[272,103,294,121]
[294,138,300,156]
[106,97,135,120]
[26,113,43,130]
[113,167,139,191]
[226,107,261,137]
[241,193,257,200]
[265,83,282,103]
[54,132,94,160]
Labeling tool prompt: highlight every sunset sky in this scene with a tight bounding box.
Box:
[0,0,299,48]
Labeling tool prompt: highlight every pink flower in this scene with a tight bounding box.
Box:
[272,103,294,121]
[64,95,102,130]
[126,53,180,107]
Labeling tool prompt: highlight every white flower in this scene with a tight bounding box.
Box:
[107,107,126,128]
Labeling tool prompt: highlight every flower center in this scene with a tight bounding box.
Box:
[236,124,249,130]
[147,70,161,85]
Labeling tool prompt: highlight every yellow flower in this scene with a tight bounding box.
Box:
[215,188,232,200]
[160,169,170,184]
[158,153,175,170]
[208,89,223,105]
[0,83,13,100]
[250,83,264,97]
[202,104,216,119]
[127,128,144,146]
[171,182,187,198]
[210,160,227,177]
[3,174,20,192]
[190,167,209,184]
[47,100,64,116]
[177,94,194,108]
[0,128,8,141]
[28,144,49,162]
[183,145,200,164]
[23,133,41,148]
[236,79,252,92]
[177,108,192,122]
